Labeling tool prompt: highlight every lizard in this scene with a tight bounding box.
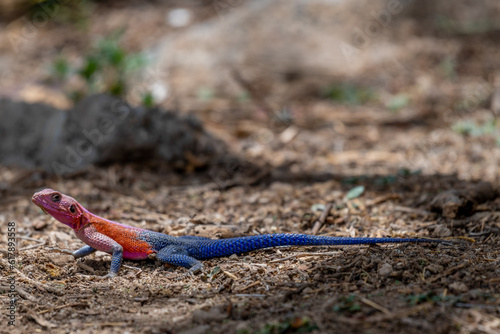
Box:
[32,188,446,278]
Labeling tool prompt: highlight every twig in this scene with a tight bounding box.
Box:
[427,262,469,283]
[76,261,95,273]
[123,264,141,271]
[12,266,62,295]
[84,322,127,327]
[270,251,339,263]
[239,280,261,292]
[311,203,333,235]
[18,235,46,251]
[222,270,239,281]
[360,297,394,316]
[393,205,431,216]
[122,264,142,278]
[17,236,42,242]
[448,236,475,243]
[20,241,46,251]
[455,303,497,309]
[366,194,401,206]
[240,263,269,268]
[38,302,88,315]
[234,294,266,298]
[338,301,434,324]
[0,283,37,301]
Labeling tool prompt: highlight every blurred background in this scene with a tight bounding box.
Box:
[1,1,500,333]
[1,0,499,183]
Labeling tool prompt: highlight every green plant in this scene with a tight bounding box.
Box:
[256,317,318,334]
[49,57,70,82]
[31,0,94,29]
[323,83,376,105]
[439,57,457,80]
[435,15,500,35]
[48,31,151,105]
[333,294,362,313]
[452,119,497,136]
[452,118,500,146]
[141,92,155,108]
[386,93,410,111]
[405,291,461,306]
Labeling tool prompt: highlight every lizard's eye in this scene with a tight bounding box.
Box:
[52,194,61,202]
[69,205,76,213]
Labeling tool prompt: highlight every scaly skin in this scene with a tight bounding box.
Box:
[32,188,445,278]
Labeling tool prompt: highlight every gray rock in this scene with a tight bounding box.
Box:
[0,94,227,175]
[378,262,393,277]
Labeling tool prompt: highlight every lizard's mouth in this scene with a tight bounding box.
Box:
[31,195,48,215]
[32,200,48,215]
[35,203,48,215]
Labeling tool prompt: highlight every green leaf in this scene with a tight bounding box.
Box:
[323,83,375,105]
[79,55,100,81]
[124,53,148,72]
[387,94,409,111]
[97,33,126,66]
[109,80,126,96]
[197,87,215,101]
[311,204,326,212]
[208,266,221,280]
[346,185,365,200]
[142,92,155,108]
[51,57,71,80]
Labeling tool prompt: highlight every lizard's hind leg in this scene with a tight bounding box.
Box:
[156,245,204,273]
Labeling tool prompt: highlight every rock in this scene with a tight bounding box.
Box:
[378,262,393,277]
[434,225,452,237]
[0,97,65,169]
[0,94,228,174]
[192,306,228,323]
[425,264,444,274]
[47,231,73,243]
[32,219,48,230]
[179,325,210,334]
[448,281,468,294]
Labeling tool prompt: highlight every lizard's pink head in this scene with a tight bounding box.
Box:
[32,189,85,229]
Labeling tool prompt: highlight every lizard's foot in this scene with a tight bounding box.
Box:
[180,263,204,279]
[183,271,196,279]
[189,263,204,274]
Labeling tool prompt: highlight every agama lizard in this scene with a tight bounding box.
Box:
[32,188,444,278]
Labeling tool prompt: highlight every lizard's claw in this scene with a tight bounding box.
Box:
[183,271,196,279]
[180,265,204,279]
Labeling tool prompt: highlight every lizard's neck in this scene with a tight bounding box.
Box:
[71,211,91,233]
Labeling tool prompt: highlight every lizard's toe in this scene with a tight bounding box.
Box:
[189,263,204,274]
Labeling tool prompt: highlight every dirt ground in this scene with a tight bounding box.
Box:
[1,1,500,334]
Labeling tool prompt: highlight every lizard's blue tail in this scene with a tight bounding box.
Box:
[186,234,441,260]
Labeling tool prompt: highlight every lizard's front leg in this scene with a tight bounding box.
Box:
[75,229,124,278]
[101,243,123,279]
[49,245,97,258]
